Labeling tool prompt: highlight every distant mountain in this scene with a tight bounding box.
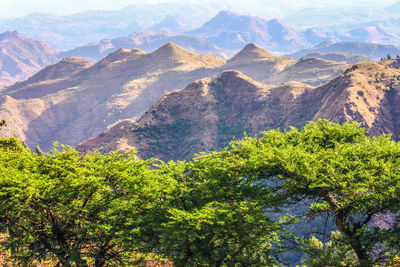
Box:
[148,15,193,32]
[190,11,310,53]
[0,43,348,151]
[60,30,229,61]
[0,31,59,88]
[302,52,371,64]
[0,4,218,50]
[288,41,400,60]
[78,61,400,161]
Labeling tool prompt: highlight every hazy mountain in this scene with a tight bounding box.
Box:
[190,11,310,54]
[78,61,400,161]
[0,4,219,50]
[0,31,59,89]
[0,43,348,151]
[148,15,193,32]
[60,31,229,61]
[289,41,400,60]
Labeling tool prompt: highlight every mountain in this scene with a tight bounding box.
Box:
[288,41,400,60]
[190,11,310,53]
[78,61,400,161]
[0,43,349,151]
[148,15,193,32]
[302,52,371,64]
[223,44,349,86]
[0,31,59,88]
[0,43,225,151]
[0,4,219,50]
[60,30,229,61]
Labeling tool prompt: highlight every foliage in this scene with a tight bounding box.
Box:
[228,119,400,266]
[0,139,170,266]
[1,120,400,266]
[301,231,359,266]
[151,154,292,266]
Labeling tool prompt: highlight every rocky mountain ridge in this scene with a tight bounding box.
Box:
[0,43,349,151]
[78,61,400,161]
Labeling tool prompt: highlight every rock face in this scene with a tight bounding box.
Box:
[78,62,400,162]
[0,31,59,88]
[0,42,349,151]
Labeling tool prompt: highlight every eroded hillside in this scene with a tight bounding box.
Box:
[78,62,400,161]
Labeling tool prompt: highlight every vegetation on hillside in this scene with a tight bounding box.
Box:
[0,120,399,266]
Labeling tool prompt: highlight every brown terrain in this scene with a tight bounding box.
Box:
[0,43,348,151]
[0,31,59,89]
[78,61,400,161]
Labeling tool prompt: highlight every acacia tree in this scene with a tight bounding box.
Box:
[0,139,171,266]
[148,155,293,267]
[228,120,400,266]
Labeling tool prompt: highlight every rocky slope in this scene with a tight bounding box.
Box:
[0,43,349,151]
[0,31,59,88]
[0,43,225,151]
[78,62,400,161]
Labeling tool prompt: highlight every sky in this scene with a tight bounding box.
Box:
[0,0,398,19]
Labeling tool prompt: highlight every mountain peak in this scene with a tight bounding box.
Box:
[228,43,275,64]
[0,30,21,40]
[151,42,193,59]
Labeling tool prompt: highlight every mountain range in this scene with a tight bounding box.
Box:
[78,60,400,161]
[0,43,349,151]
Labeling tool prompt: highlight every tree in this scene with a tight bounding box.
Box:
[228,120,400,266]
[0,140,170,266]
[149,155,293,266]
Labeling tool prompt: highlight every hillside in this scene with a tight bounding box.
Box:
[78,62,400,161]
[0,31,59,88]
[0,43,349,151]
[221,43,348,86]
[0,43,225,151]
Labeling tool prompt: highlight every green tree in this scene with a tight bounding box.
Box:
[228,120,400,266]
[150,155,293,266]
[301,231,358,266]
[0,140,170,266]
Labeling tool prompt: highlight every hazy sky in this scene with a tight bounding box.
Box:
[0,0,398,19]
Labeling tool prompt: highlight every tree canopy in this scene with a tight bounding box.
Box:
[0,120,399,266]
